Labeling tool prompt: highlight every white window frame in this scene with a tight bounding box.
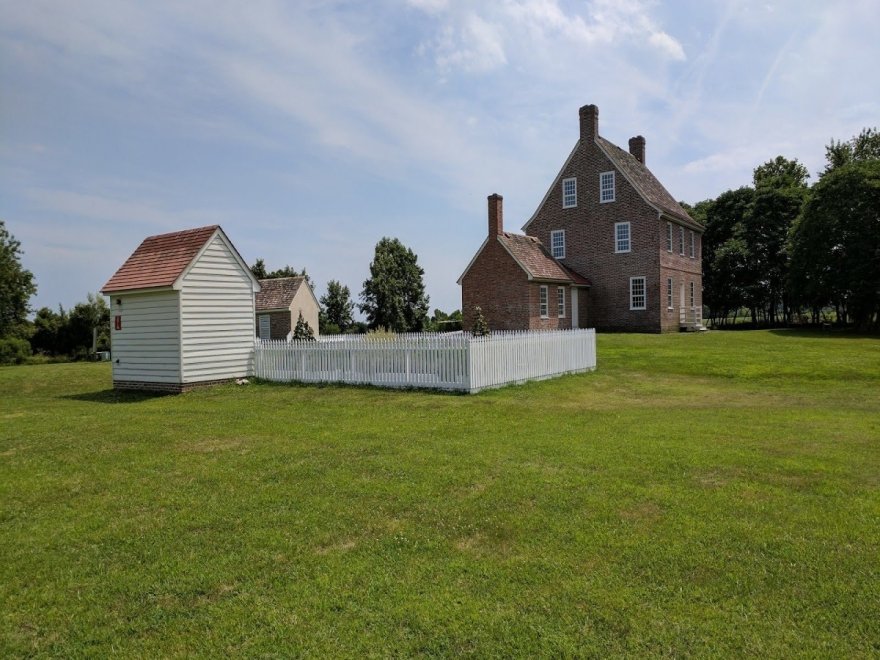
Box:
[690,281,696,308]
[667,277,673,310]
[259,314,271,340]
[551,230,566,259]
[666,223,673,252]
[539,285,549,318]
[600,171,615,203]
[630,276,646,311]
[679,226,685,256]
[557,287,566,318]
[690,231,696,259]
[562,177,577,209]
[614,222,631,253]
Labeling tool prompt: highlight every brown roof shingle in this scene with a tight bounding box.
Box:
[596,137,696,226]
[101,225,219,293]
[499,233,590,285]
[255,277,305,311]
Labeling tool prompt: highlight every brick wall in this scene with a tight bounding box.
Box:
[256,311,291,340]
[462,238,533,332]
[659,222,703,332]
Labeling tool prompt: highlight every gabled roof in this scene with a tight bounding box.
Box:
[256,277,307,311]
[101,225,259,294]
[596,137,696,227]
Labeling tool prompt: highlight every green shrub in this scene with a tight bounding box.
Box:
[0,336,32,365]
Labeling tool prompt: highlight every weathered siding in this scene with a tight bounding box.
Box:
[110,291,181,384]
[180,235,255,382]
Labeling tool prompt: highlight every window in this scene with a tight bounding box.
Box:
[666,223,673,252]
[259,314,271,340]
[615,222,631,253]
[600,171,615,202]
[679,226,685,255]
[539,285,549,318]
[690,281,696,308]
[551,230,566,259]
[557,287,566,318]
[630,277,646,311]
[690,231,695,258]
[562,177,577,208]
[667,278,673,309]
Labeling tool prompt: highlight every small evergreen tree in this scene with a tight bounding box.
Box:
[471,306,490,337]
[292,311,316,341]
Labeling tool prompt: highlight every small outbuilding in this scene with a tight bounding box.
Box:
[255,277,320,340]
[101,225,261,392]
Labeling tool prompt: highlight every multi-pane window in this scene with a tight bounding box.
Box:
[551,230,565,259]
[679,226,685,255]
[557,287,566,318]
[690,231,695,258]
[614,222,631,253]
[562,177,577,208]
[630,276,646,310]
[539,285,549,318]
[667,278,673,309]
[667,223,673,252]
[259,314,271,340]
[600,171,615,202]
[690,281,696,308]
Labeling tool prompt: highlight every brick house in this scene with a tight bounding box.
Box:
[459,194,591,332]
[461,104,704,333]
[255,276,320,340]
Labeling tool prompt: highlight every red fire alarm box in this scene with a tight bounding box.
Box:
[114,315,122,331]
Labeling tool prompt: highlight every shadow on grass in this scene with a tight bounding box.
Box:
[61,389,176,404]
[767,328,879,340]
[249,378,468,396]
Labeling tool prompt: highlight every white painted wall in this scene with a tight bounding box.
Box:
[179,235,256,382]
[290,283,320,338]
[109,290,181,384]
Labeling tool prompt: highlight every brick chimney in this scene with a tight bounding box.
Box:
[579,104,599,142]
[629,135,646,164]
[487,193,503,237]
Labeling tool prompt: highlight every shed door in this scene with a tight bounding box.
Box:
[259,314,271,340]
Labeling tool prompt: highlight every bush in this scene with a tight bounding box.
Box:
[0,336,32,365]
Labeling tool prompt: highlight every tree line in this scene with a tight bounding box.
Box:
[0,227,458,363]
[689,127,880,331]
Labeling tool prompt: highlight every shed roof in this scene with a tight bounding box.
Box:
[101,225,221,294]
[255,277,307,311]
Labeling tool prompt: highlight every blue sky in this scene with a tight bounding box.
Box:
[2,0,878,315]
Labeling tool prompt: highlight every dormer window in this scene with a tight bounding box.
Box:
[600,171,615,203]
[562,177,577,208]
[551,230,565,259]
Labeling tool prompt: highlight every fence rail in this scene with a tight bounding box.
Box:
[253,329,596,393]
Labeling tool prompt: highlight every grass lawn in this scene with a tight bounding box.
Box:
[2,329,879,656]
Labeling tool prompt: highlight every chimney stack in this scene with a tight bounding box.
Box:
[579,104,599,142]
[487,193,503,237]
[629,135,646,164]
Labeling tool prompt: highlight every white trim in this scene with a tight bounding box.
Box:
[522,141,578,231]
[679,226,685,256]
[172,227,262,293]
[666,222,673,253]
[689,230,696,259]
[614,222,631,253]
[629,276,646,311]
[557,286,566,318]
[539,285,549,318]
[562,177,577,209]
[666,277,673,310]
[550,229,566,259]
[600,171,616,203]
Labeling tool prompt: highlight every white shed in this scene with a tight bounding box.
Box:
[101,225,261,392]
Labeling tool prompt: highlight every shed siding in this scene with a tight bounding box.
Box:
[180,235,255,382]
[110,291,181,383]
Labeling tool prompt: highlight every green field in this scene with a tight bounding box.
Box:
[2,330,879,656]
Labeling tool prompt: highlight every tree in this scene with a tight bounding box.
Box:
[823,127,880,175]
[292,311,316,341]
[359,237,429,332]
[0,220,37,338]
[250,259,315,290]
[471,306,490,336]
[753,155,809,190]
[320,280,355,333]
[790,160,880,330]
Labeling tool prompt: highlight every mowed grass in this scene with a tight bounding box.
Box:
[1,330,879,657]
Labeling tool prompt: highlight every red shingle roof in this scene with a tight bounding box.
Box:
[101,225,219,293]
[255,277,306,311]
[499,233,591,285]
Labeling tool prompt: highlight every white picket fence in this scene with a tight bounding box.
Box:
[253,329,596,393]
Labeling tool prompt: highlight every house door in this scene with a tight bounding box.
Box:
[571,289,579,328]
